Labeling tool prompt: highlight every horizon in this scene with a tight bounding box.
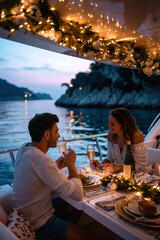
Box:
[0,38,92,99]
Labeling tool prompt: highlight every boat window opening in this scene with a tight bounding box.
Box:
[155,135,160,149]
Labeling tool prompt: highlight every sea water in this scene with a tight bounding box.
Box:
[0,100,159,185]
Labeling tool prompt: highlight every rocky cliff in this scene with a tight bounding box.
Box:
[55,63,160,109]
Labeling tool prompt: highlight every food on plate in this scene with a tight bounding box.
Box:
[79,174,91,184]
[138,199,157,216]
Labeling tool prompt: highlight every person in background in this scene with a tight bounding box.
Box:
[12,113,95,240]
[92,108,148,173]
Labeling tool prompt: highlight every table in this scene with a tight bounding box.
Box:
[60,169,160,240]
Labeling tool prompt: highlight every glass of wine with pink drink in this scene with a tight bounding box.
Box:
[87,144,95,173]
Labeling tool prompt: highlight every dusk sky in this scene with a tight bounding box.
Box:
[0,38,92,99]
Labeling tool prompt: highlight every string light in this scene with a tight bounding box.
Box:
[0,0,159,76]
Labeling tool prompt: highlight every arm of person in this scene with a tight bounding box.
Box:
[91,133,114,167]
[35,150,83,201]
[103,163,123,173]
[132,131,144,144]
[132,131,148,173]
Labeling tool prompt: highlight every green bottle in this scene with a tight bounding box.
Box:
[123,140,135,180]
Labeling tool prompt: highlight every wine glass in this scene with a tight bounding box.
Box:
[57,137,67,157]
[87,144,95,173]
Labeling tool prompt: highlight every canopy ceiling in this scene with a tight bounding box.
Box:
[0,0,160,75]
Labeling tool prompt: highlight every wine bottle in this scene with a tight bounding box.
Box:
[123,140,135,180]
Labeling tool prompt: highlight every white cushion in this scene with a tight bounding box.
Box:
[0,206,8,225]
[0,185,12,214]
[147,148,160,164]
[0,222,19,240]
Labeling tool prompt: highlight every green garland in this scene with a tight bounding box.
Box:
[100,175,160,204]
[0,0,160,76]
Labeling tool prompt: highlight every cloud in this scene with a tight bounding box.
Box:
[2,67,18,71]
[0,58,5,62]
[0,64,55,71]
[23,64,55,71]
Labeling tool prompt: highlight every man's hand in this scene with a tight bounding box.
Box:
[63,149,76,167]
[63,149,79,179]
[55,156,66,169]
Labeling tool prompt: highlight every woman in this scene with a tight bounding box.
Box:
[93,108,148,173]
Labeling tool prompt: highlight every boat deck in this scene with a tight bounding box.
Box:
[78,212,124,240]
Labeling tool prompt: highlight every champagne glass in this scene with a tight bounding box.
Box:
[57,137,67,157]
[87,144,95,173]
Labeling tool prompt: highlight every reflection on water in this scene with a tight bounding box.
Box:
[0,100,159,186]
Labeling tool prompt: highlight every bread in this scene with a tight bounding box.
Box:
[138,199,157,216]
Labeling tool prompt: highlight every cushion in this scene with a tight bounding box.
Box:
[0,184,12,214]
[153,163,160,176]
[0,206,8,225]
[0,222,19,240]
[7,208,35,240]
[147,148,160,164]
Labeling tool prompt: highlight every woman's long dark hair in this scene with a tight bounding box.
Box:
[110,108,139,143]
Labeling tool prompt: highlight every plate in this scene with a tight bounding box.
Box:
[61,168,100,187]
[82,175,100,187]
[127,199,160,216]
[81,175,95,186]
[115,199,160,228]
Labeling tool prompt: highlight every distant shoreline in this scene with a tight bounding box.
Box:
[0,78,52,101]
[0,98,53,102]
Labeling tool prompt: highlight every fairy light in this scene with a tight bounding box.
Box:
[1,0,159,77]
[1,11,5,18]
[116,22,119,27]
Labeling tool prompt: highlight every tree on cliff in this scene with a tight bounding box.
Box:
[63,62,159,97]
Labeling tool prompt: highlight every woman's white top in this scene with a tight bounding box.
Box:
[106,141,148,172]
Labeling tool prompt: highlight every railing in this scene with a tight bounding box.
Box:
[148,112,160,132]
[0,133,108,167]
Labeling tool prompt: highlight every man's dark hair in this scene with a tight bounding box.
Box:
[28,113,59,142]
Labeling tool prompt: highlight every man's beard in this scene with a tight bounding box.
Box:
[48,131,55,148]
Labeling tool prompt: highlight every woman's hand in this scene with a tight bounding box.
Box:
[91,160,101,167]
[103,163,123,173]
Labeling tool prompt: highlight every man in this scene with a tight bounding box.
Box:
[12,113,94,240]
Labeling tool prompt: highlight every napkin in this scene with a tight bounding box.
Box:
[135,173,160,183]
[95,195,125,211]
[84,188,106,198]
[135,216,160,225]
